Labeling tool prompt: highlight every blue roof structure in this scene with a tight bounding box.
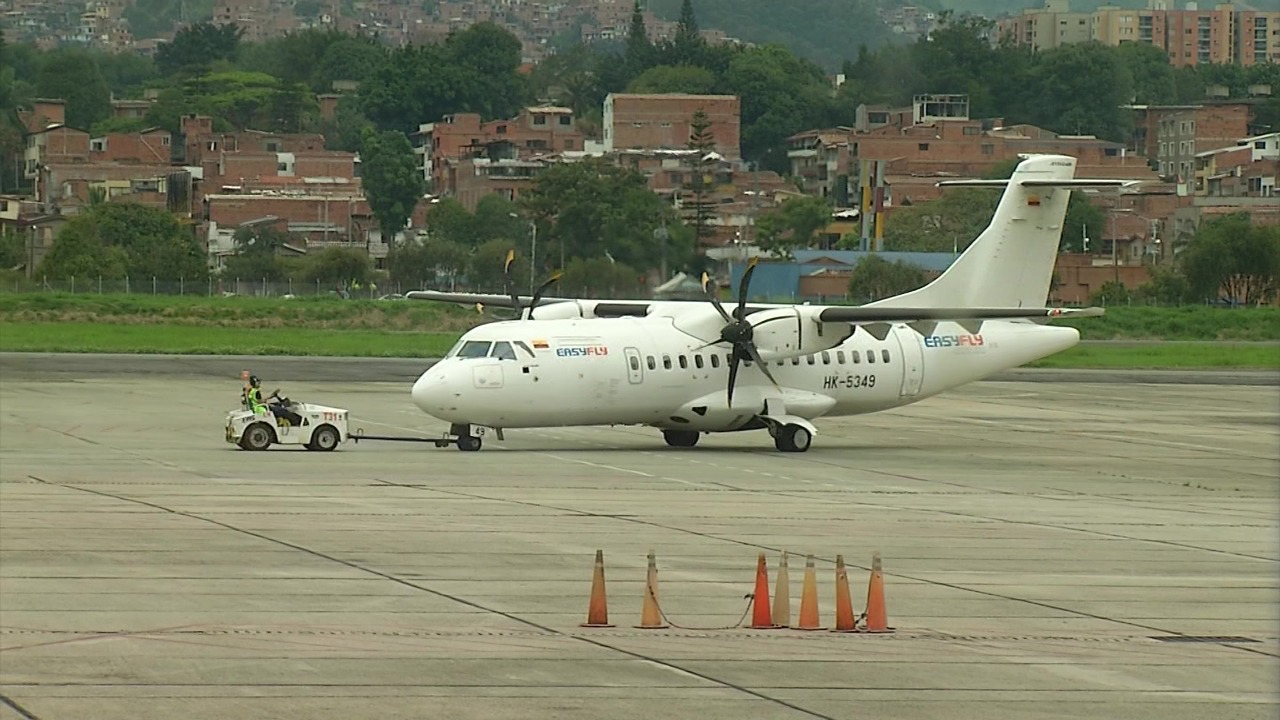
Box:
[727,251,962,302]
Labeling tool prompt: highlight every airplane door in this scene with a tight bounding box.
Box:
[623,347,643,384]
[893,326,924,398]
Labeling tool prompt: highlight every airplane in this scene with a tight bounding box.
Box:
[405,153,1135,453]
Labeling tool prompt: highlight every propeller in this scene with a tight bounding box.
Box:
[698,257,786,407]
[499,248,563,320]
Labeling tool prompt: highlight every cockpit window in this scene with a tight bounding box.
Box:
[455,340,492,358]
[490,341,518,360]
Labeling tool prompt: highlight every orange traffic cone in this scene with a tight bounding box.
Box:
[862,551,892,633]
[795,555,826,630]
[831,554,857,633]
[771,551,791,628]
[749,552,779,629]
[636,549,668,629]
[581,549,614,628]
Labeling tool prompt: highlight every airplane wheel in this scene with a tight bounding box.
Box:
[456,435,482,452]
[774,424,812,453]
[662,429,699,448]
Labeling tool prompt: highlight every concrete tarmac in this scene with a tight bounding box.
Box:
[1,356,1277,719]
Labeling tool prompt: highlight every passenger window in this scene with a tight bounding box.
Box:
[821,351,831,365]
[710,354,720,368]
[806,355,816,365]
[490,341,517,360]
[791,356,800,365]
[647,356,656,370]
[867,350,876,364]
[882,349,891,363]
[852,352,861,364]
[663,355,672,370]
[837,350,846,364]
[694,355,704,369]
[630,355,640,371]
[678,355,688,369]
[456,340,492,358]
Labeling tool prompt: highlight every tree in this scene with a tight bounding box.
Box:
[359,127,425,247]
[221,225,297,281]
[755,195,832,259]
[685,109,717,248]
[624,0,652,75]
[38,202,206,281]
[155,22,243,77]
[387,236,468,288]
[35,49,111,131]
[847,254,929,302]
[626,64,716,94]
[672,0,701,64]
[519,157,689,275]
[306,246,370,285]
[561,256,644,299]
[876,189,995,253]
[1178,213,1280,306]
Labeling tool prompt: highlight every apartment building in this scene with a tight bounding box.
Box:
[413,106,585,194]
[997,0,1280,67]
[1130,101,1252,181]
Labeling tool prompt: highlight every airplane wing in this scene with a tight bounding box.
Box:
[814,306,1104,323]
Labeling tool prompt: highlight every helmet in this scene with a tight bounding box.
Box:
[249,375,260,387]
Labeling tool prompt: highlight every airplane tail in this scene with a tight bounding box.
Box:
[867,154,1133,309]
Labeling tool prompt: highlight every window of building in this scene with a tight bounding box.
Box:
[918,143,930,151]
[963,126,979,135]
[981,143,994,155]
[559,115,572,126]
[496,125,507,134]
[533,114,547,125]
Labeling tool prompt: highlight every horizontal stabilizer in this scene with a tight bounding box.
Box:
[936,178,1142,190]
[818,306,1104,324]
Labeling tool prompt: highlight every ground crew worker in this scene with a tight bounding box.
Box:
[246,375,268,415]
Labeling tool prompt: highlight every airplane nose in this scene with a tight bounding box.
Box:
[412,367,446,416]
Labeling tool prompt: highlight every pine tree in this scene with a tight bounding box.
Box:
[685,109,717,249]
[673,0,701,63]
[625,0,650,73]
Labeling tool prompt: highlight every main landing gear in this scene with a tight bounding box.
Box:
[662,429,700,448]
[772,423,812,453]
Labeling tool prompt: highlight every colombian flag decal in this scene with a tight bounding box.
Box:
[532,339,549,349]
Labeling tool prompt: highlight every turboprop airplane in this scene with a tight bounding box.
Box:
[406,153,1135,452]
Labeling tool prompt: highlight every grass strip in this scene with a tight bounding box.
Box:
[1026,342,1279,369]
[0,323,459,358]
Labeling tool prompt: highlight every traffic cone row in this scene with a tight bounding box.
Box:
[580,549,893,633]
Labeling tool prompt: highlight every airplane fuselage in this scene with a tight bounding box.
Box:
[411,315,1079,433]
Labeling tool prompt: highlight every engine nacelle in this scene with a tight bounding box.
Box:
[750,307,854,360]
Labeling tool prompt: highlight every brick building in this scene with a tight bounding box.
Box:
[89,128,172,164]
[1129,102,1252,182]
[603,94,741,159]
[413,106,584,194]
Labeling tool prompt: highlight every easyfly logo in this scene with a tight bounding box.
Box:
[923,334,984,348]
[556,345,609,357]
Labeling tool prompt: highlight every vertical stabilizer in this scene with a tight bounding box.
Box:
[868,154,1087,309]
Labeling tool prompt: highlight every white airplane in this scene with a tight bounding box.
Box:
[406,154,1133,452]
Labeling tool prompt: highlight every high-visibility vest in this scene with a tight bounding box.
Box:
[247,387,267,414]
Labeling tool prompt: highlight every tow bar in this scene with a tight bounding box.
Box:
[350,427,454,448]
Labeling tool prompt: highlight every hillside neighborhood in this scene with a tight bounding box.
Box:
[1,0,1278,304]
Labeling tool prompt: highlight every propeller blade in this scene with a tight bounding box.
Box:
[528,271,563,315]
[735,256,758,320]
[502,249,522,315]
[745,342,781,389]
[701,271,732,323]
[726,345,741,408]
